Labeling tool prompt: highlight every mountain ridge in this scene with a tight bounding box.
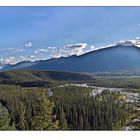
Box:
[2,44,140,73]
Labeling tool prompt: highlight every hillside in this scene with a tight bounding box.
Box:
[28,45,140,73]
[0,70,93,87]
[3,44,140,73]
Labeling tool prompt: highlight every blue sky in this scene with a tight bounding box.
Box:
[1,7,140,64]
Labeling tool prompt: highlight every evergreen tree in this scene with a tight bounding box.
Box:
[31,93,59,130]
[59,107,68,130]
[17,103,26,130]
[0,103,13,130]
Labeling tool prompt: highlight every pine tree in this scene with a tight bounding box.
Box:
[79,114,84,130]
[31,93,59,130]
[59,107,68,130]
[0,103,12,130]
[18,103,26,130]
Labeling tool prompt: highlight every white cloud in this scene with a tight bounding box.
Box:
[19,56,26,59]
[34,51,38,54]
[17,55,36,63]
[52,47,56,49]
[29,55,35,58]
[25,42,32,47]
[90,45,95,51]
[115,37,140,47]
[116,40,135,46]
[0,58,4,64]
[52,53,62,58]
[38,48,48,52]
[3,56,16,64]
[0,54,36,65]
[65,43,88,56]
[0,47,24,52]
[14,48,24,52]
[48,47,52,49]
[65,43,87,49]
[0,58,4,61]
[34,48,49,54]
[51,43,97,58]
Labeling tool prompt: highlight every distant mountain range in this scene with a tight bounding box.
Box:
[2,42,140,74]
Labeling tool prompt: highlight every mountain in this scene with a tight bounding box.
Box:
[1,61,35,71]
[0,63,11,70]
[3,42,140,73]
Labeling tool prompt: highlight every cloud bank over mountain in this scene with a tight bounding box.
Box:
[0,42,95,64]
[1,37,140,65]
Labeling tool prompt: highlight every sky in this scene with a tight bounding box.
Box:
[1,7,140,64]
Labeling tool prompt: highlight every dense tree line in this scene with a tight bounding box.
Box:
[0,84,132,130]
[88,78,140,89]
[0,70,92,85]
[51,86,131,130]
[0,85,58,130]
[1,70,140,89]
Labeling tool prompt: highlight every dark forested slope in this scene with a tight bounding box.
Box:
[0,70,93,87]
